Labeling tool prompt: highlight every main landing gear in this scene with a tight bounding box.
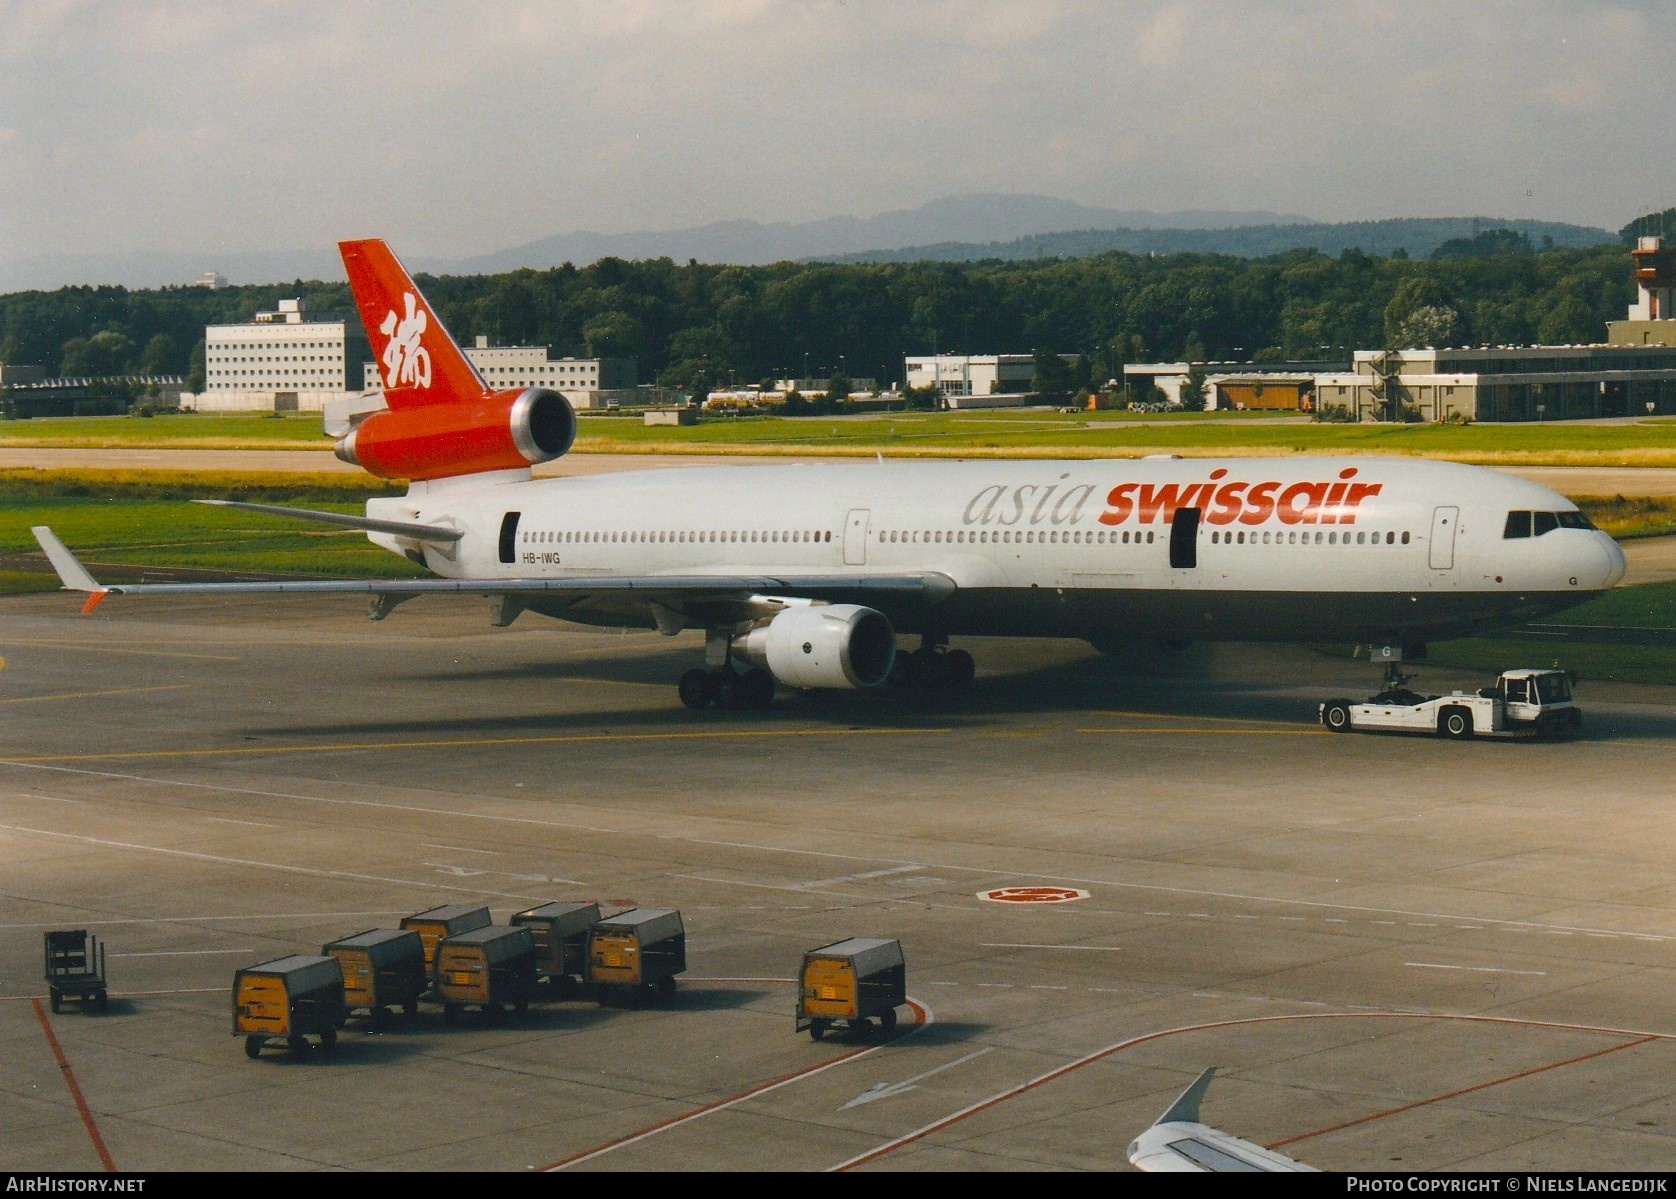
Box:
[887,635,975,690]
[678,665,775,711]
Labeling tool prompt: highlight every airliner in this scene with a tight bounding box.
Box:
[1128,1067,1320,1172]
[32,239,1627,710]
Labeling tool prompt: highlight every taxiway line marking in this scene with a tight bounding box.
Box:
[826,1012,1676,1172]
[111,949,253,958]
[981,943,1123,951]
[0,821,573,906]
[0,684,193,705]
[1270,1034,1660,1149]
[1,725,952,764]
[32,998,114,1172]
[1077,727,1328,736]
[1405,962,1547,976]
[0,640,240,661]
[539,991,932,1171]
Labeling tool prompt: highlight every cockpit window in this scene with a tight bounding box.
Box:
[1505,510,1592,538]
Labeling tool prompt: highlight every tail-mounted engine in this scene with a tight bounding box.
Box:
[732,604,896,690]
[335,387,576,482]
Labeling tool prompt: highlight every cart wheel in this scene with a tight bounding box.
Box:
[879,1007,898,1035]
[320,1027,338,1052]
[402,998,419,1017]
[514,996,529,1015]
[94,991,108,1012]
[809,1019,829,1042]
[594,986,610,1007]
[49,990,61,1014]
[244,1036,263,1060]
[442,1003,462,1024]
[657,976,676,1001]
[854,1017,874,1038]
[287,1035,307,1062]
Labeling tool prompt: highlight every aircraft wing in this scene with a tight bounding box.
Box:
[29,526,955,625]
[1126,1068,1321,1173]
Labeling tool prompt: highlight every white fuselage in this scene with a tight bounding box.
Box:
[368,456,1625,645]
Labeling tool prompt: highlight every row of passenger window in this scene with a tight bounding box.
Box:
[1210,529,1412,546]
[522,529,835,544]
[882,529,1157,545]
[1504,510,1595,538]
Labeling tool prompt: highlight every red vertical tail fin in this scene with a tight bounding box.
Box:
[339,239,486,410]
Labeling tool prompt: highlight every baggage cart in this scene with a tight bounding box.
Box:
[233,954,348,1061]
[586,908,685,1006]
[511,901,601,996]
[323,928,427,1024]
[43,930,108,1014]
[434,925,539,1022]
[796,937,906,1041]
[399,903,491,979]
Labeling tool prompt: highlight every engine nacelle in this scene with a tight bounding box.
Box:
[732,604,896,690]
[335,387,575,481]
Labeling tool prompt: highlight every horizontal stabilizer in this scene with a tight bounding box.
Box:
[193,500,463,542]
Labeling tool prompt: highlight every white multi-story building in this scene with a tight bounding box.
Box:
[193,299,368,412]
[904,353,1068,397]
[361,337,636,410]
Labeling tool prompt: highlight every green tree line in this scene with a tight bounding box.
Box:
[0,236,1640,397]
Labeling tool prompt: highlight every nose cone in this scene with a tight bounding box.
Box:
[1595,536,1622,590]
[1595,533,1628,589]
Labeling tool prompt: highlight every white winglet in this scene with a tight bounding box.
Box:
[31,526,102,592]
[31,526,111,612]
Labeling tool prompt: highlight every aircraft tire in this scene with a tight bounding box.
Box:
[712,669,741,710]
[678,669,712,710]
[739,668,775,709]
[944,649,975,688]
[1323,701,1353,732]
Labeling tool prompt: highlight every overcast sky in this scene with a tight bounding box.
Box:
[4,0,1672,264]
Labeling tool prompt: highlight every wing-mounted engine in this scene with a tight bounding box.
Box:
[335,386,576,482]
[731,604,896,690]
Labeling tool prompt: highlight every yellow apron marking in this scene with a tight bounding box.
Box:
[3,726,954,764]
[0,684,191,705]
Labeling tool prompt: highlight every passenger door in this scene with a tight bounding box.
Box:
[843,509,870,566]
[1428,506,1458,570]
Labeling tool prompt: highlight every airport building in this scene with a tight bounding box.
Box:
[904,354,1043,397]
[1315,345,1676,422]
[362,338,636,410]
[193,298,368,413]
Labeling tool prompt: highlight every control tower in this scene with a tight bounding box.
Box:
[1608,236,1676,345]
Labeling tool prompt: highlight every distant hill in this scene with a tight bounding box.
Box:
[0,194,1313,291]
[812,217,1617,264]
[432,194,1315,274]
[0,202,1618,293]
